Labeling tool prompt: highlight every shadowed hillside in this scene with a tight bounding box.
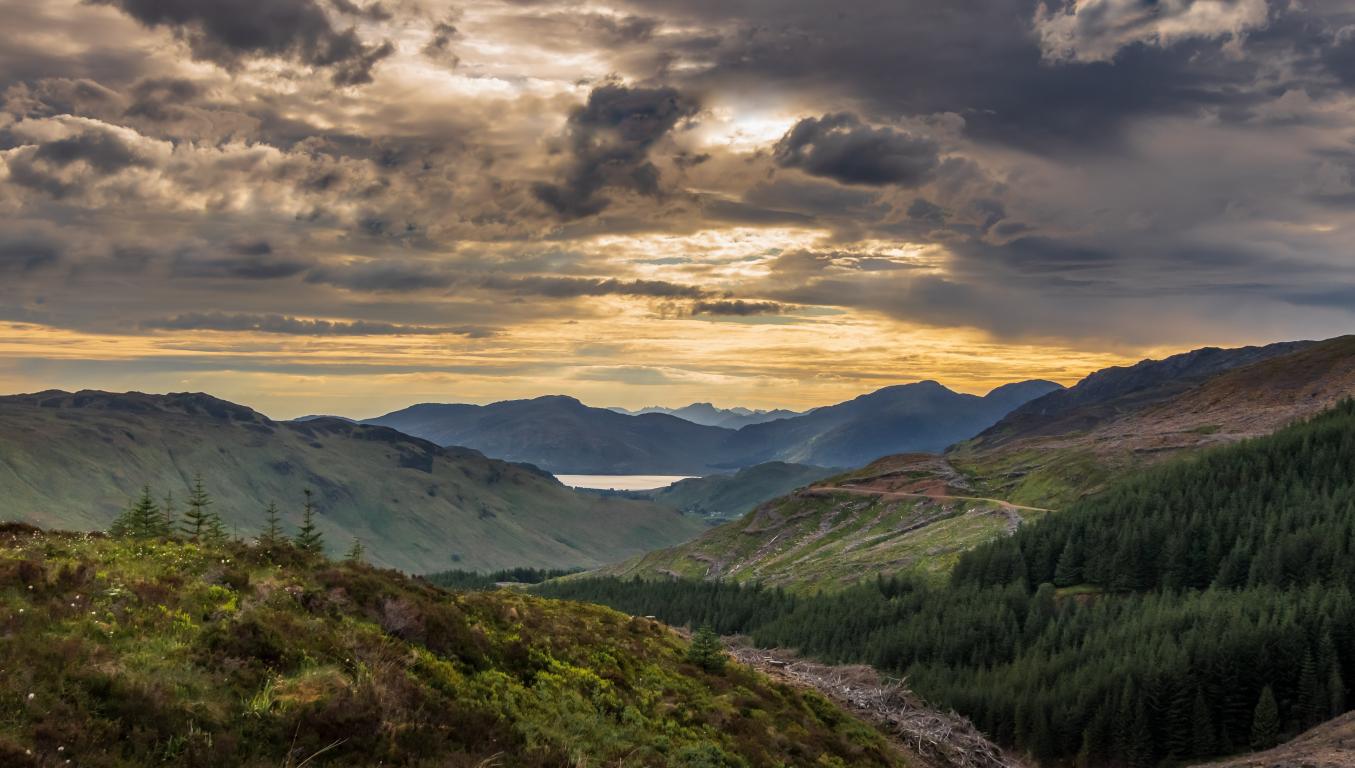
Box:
[368,380,1062,474]
[948,335,1355,507]
[367,395,733,474]
[0,391,703,572]
[643,461,839,519]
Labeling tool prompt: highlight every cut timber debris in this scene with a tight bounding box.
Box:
[726,642,1027,768]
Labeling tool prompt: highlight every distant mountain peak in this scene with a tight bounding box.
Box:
[2,389,269,424]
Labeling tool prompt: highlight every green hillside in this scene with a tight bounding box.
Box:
[0,525,911,767]
[0,391,703,573]
[596,455,1047,589]
[647,462,838,519]
[947,336,1355,508]
[545,400,1355,766]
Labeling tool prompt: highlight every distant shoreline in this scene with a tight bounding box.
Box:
[555,474,697,491]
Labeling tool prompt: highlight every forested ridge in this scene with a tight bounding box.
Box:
[538,400,1355,766]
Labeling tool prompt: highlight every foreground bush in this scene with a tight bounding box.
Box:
[0,525,903,767]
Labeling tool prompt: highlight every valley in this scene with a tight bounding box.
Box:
[5,335,1355,768]
[597,454,1049,589]
[543,396,1355,766]
[10,1,1355,764]
[0,391,703,573]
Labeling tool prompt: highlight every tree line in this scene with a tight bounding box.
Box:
[109,476,366,562]
[538,399,1355,766]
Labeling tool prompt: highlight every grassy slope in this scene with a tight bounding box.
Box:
[648,462,839,519]
[599,488,1044,590]
[947,335,1355,508]
[0,392,704,573]
[0,526,913,768]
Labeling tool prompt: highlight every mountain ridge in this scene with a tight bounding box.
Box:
[368,379,1064,474]
[949,335,1355,506]
[0,389,704,572]
[611,402,803,429]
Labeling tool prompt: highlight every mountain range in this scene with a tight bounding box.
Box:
[0,390,702,572]
[950,335,1355,506]
[365,379,1063,474]
[601,335,1355,588]
[610,402,803,429]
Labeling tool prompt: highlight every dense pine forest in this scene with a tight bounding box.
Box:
[539,400,1355,766]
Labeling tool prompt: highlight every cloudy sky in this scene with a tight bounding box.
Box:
[2,0,1354,417]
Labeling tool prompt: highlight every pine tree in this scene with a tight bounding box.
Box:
[160,491,178,534]
[202,510,229,544]
[1297,652,1324,729]
[1129,697,1154,768]
[111,486,166,539]
[1191,690,1215,757]
[1167,684,1194,759]
[1251,685,1279,751]
[1329,665,1346,719]
[687,626,726,673]
[295,489,324,554]
[345,537,365,563]
[259,502,284,548]
[1053,539,1083,586]
[181,474,216,541]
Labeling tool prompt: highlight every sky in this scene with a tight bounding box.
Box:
[1,0,1354,418]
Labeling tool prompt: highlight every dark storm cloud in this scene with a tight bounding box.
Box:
[306,260,712,299]
[533,84,699,218]
[172,242,313,280]
[31,130,148,172]
[142,311,488,336]
[1283,286,1355,311]
[305,261,454,292]
[6,0,1355,370]
[741,179,886,218]
[1324,26,1355,87]
[691,299,784,316]
[2,78,122,119]
[0,236,62,273]
[699,198,813,226]
[907,198,947,226]
[422,21,460,66]
[618,0,1282,151]
[4,123,157,199]
[89,0,394,84]
[958,237,1119,275]
[328,0,391,22]
[479,275,709,299]
[773,113,940,187]
[124,77,201,121]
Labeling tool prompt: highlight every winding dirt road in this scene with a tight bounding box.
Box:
[805,484,1051,514]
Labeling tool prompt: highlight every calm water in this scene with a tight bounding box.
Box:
[556,474,696,491]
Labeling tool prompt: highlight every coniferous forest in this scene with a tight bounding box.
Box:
[538,400,1355,766]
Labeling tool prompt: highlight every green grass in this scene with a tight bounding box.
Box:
[948,444,1116,510]
[598,491,1044,591]
[0,525,910,767]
